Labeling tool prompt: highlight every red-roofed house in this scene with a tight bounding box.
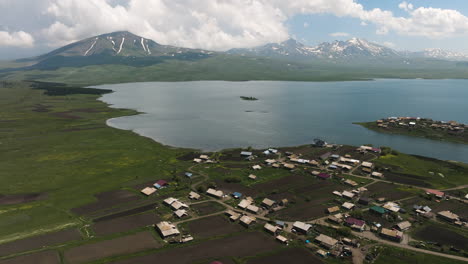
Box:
[345,217,366,232]
[317,173,332,180]
[425,189,444,198]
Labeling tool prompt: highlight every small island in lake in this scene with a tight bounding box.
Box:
[356,117,468,144]
[240,96,258,101]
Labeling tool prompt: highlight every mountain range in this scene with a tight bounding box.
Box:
[1,31,467,84]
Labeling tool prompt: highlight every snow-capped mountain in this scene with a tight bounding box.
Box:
[412,48,468,61]
[228,38,319,58]
[36,31,213,61]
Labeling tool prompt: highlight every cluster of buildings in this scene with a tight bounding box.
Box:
[376,117,466,134]
[140,179,169,196]
[164,197,190,218]
[193,154,217,163]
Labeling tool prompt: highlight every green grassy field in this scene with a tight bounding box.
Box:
[0,82,191,241]
[373,246,467,264]
[374,152,468,189]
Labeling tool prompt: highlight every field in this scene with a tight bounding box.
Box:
[373,246,467,264]
[0,82,191,241]
[113,231,282,264]
[191,201,226,216]
[63,231,160,263]
[411,222,468,251]
[374,152,468,189]
[365,182,419,201]
[0,228,81,257]
[0,250,60,264]
[92,211,159,236]
[245,247,323,264]
[186,215,244,239]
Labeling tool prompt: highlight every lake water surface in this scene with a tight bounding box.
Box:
[93,79,468,162]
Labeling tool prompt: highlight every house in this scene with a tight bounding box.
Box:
[241,151,253,157]
[174,209,188,218]
[252,165,262,170]
[309,160,319,166]
[327,206,340,214]
[344,179,358,187]
[189,191,201,200]
[283,163,295,170]
[272,163,281,168]
[248,174,257,180]
[193,158,202,163]
[342,191,355,199]
[225,210,241,221]
[342,202,355,210]
[163,197,178,206]
[425,189,445,198]
[358,197,370,205]
[370,206,387,216]
[239,215,256,227]
[316,249,328,258]
[331,154,340,159]
[265,159,276,165]
[318,173,332,180]
[328,214,343,224]
[141,187,157,196]
[238,198,252,209]
[329,165,338,170]
[246,204,261,214]
[311,170,321,176]
[232,192,243,199]
[345,217,366,231]
[275,220,286,228]
[396,221,412,231]
[276,235,288,244]
[154,179,169,189]
[206,188,224,199]
[156,221,180,238]
[340,157,360,165]
[437,211,460,223]
[332,191,342,197]
[315,234,338,249]
[292,221,312,234]
[280,199,289,206]
[361,162,374,169]
[383,202,400,212]
[320,152,332,160]
[185,172,193,178]
[371,172,384,178]
[200,154,210,160]
[261,198,276,208]
[264,223,280,234]
[380,228,403,242]
[171,200,189,210]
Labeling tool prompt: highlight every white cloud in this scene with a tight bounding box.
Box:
[303,22,309,28]
[399,1,414,12]
[0,31,34,47]
[381,41,396,48]
[329,32,350,37]
[4,0,468,51]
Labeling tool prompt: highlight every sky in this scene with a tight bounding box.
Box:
[1,0,468,59]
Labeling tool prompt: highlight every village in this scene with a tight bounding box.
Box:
[1,141,467,264]
[357,117,468,145]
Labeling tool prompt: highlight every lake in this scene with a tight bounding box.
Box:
[93,79,468,162]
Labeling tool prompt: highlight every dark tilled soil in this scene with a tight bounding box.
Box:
[215,181,259,197]
[246,247,323,264]
[366,182,414,201]
[93,202,159,222]
[187,215,243,239]
[71,190,141,215]
[191,202,226,216]
[177,152,203,161]
[50,112,82,119]
[114,231,281,264]
[413,225,468,250]
[0,250,60,264]
[0,193,48,206]
[64,231,160,264]
[0,229,82,257]
[383,172,431,187]
[93,211,159,236]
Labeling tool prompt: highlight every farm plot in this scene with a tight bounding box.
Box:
[383,172,431,187]
[246,247,323,264]
[71,190,140,215]
[114,231,281,264]
[0,193,48,206]
[0,250,59,264]
[214,181,259,198]
[191,202,226,216]
[366,182,416,201]
[186,215,243,239]
[64,231,160,264]
[93,211,159,236]
[0,228,82,256]
[412,223,468,251]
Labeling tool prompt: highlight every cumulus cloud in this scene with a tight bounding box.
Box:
[4,0,468,50]
[329,32,350,37]
[0,31,34,47]
[303,22,309,28]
